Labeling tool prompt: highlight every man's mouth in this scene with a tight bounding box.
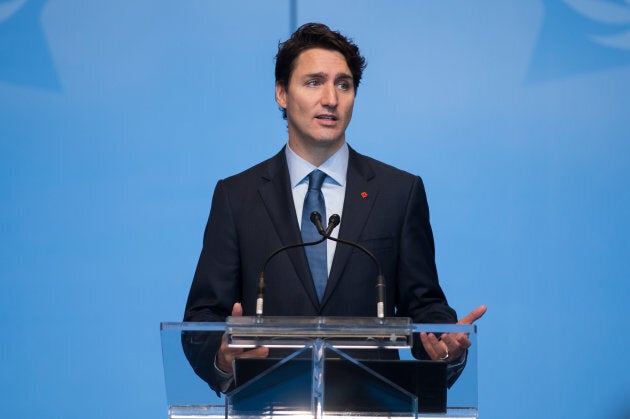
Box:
[316,115,338,121]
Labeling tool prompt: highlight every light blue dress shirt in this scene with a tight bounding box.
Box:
[285,142,349,276]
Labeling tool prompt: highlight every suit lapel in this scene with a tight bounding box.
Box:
[323,149,378,305]
[257,149,321,308]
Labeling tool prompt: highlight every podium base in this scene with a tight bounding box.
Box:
[169,405,478,419]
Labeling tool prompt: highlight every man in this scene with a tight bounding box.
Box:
[183,22,486,393]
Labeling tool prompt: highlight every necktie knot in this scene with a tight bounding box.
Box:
[308,169,326,191]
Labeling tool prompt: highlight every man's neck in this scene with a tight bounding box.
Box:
[288,139,346,167]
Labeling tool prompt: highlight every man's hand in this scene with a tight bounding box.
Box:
[419,305,487,362]
[215,302,269,374]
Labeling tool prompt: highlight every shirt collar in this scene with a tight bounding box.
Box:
[286,142,349,188]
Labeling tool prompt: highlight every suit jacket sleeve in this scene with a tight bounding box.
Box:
[396,175,457,324]
[182,179,241,393]
[398,177,464,380]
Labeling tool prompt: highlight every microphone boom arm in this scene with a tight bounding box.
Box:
[326,235,387,318]
[256,235,327,317]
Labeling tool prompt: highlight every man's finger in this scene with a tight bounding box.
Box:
[452,333,472,349]
[419,332,436,359]
[237,347,270,359]
[457,304,487,325]
[440,333,467,360]
[420,332,444,360]
[231,302,243,317]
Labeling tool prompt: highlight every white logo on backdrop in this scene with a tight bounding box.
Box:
[0,0,26,23]
[527,0,630,81]
[0,0,60,90]
[564,0,630,50]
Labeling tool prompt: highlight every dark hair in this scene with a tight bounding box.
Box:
[275,23,367,119]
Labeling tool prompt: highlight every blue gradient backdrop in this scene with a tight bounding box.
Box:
[1,1,629,418]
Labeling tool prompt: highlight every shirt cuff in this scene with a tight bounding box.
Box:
[214,356,235,393]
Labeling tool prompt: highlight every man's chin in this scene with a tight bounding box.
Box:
[312,137,345,149]
[312,130,345,144]
[288,130,346,155]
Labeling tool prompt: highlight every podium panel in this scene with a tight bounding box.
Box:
[160,319,478,419]
[228,342,418,417]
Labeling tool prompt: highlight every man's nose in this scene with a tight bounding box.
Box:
[321,83,338,108]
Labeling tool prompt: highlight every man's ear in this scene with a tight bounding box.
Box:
[275,82,287,109]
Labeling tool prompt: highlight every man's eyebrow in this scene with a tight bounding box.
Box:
[303,72,327,79]
[302,72,354,80]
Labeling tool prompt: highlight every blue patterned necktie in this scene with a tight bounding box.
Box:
[301,169,327,301]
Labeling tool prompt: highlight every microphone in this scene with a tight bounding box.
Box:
[310,212,340,237]
[255,215,339,318]
[309,211,326,236]
[324,214,340,237]
[311,213,387,319]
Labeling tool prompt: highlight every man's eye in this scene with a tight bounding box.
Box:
[306,80,320,87]
[337,80,353,91]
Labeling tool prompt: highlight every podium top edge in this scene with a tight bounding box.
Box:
[160,317,475,333]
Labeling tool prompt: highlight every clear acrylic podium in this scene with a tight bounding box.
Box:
[160,317,478,419]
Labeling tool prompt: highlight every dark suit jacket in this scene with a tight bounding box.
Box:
[183,146,457,391]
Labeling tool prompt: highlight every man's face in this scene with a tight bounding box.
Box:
[276,48,355,158]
